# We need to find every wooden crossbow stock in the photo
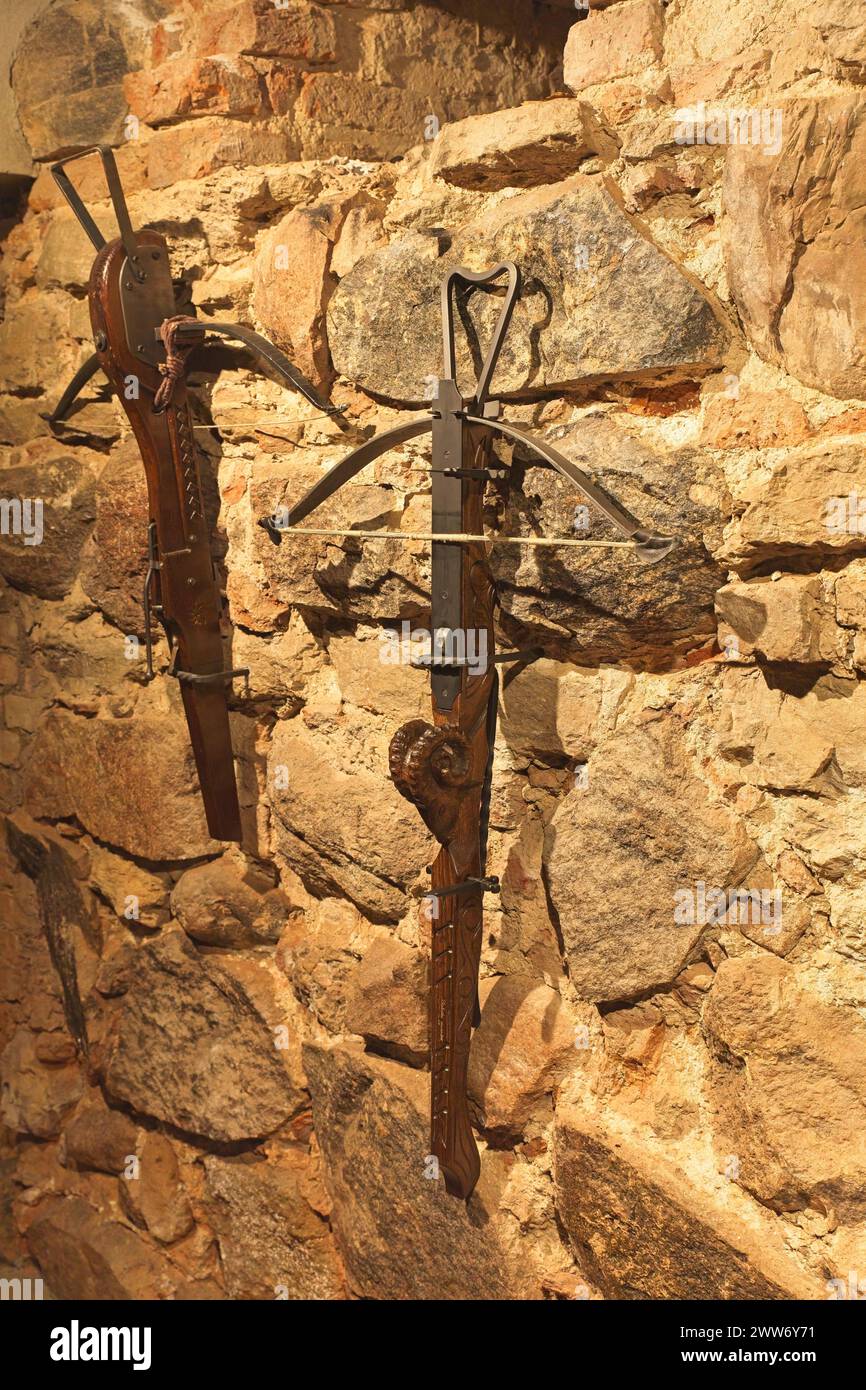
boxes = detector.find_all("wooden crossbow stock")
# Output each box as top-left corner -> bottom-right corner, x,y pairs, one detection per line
260,262 -> 677,1199
48,145 -> 348,842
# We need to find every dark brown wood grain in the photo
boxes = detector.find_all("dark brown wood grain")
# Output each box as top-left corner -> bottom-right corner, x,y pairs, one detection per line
390,422 -> 497,1198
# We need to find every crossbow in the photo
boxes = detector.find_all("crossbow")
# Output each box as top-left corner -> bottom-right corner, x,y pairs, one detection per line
49,145 -> 347,842
261,262 -> 676,1199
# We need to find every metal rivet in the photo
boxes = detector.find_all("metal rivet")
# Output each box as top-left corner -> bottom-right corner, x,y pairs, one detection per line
95,331 -> 107,351
186,577 -> 196,587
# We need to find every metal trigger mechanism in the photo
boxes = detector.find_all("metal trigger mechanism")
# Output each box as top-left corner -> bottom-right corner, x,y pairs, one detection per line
142,521 -> 162,680
171,661 -> 250,691
427,875 -> 501,900
142,521 -> 249,693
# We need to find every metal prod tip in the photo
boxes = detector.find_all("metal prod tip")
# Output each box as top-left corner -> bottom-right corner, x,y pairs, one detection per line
257,514 -> 284,546
631,530 -> 678,565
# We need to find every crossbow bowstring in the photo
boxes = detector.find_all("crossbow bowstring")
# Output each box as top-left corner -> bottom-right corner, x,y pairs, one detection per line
268,524 -> 651,551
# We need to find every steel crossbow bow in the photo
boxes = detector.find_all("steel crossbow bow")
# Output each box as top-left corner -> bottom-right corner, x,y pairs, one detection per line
260,261 -> 677,1199
48,144 -> 348,843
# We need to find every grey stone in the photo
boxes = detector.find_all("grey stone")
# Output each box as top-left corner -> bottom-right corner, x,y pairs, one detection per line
304,1041 -> 518,1300
544,717 -> 758,1002
328,176 -> 729,404
102,930 -> 304,1142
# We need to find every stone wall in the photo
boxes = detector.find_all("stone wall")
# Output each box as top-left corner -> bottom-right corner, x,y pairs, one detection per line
1,0 -> 864,1300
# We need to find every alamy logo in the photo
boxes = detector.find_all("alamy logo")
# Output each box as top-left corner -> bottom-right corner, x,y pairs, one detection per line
674,880 -> 782,933
825,492 -> 866,535
0,1275 -> 43,1299
379,622 -> 489,676
826,1270 -> 866,1300
49,1320 -> 152,1371
0,497 -> 43,545
673,102 -> 783,156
